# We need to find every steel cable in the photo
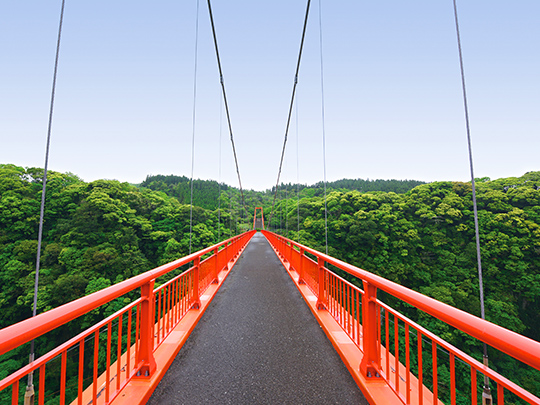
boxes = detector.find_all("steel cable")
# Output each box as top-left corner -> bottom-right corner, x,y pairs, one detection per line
189,0 -> 201,254
27,0 -> 66,394
452,0 -> 491,397
318,0 -> 328,255
217,95 -> 223,242
206,0 -> 247,217
268,0 -> 312,227
296,99 -> 301,241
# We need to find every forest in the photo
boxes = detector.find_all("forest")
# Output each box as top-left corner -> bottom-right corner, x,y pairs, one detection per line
0,163 -> 539,403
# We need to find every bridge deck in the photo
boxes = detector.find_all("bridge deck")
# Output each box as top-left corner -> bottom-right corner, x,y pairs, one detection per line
147,232 -> 368,404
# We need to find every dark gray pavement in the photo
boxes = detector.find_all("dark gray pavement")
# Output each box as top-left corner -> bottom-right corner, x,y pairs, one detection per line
147,232 -> 368,404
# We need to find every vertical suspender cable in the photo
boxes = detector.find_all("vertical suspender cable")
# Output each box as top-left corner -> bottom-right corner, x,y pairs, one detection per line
26,0 -> 66,399
286,186 -> 289,238
268,0 -> 312,227
318,0 -> 328,255
217,95 -> 223,242
296,99 -> 301,241
206,0 -> 248,219
229,186 -> 232,235
452,0 -> 492,401
189,0 -> 201,255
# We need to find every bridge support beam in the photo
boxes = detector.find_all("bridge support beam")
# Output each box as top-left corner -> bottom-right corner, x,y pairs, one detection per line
359,281 -> 382,379
135,280 -> 157,378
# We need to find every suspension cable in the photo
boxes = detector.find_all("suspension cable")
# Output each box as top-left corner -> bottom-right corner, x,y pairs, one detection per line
217,94 -> 223,242
452,0 -> 491,398
27,0 -> 66,397
268,0 -> 312,227
296,99 -> 301,241
189,0 -> 201,254
318,0 -> 328,255
206,0 -> 247,218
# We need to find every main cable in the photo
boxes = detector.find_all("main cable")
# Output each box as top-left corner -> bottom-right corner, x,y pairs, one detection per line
268,0 -> 312,227
452,0 -> 491,400
27,0 -> 66,397
206,0 -> 247,217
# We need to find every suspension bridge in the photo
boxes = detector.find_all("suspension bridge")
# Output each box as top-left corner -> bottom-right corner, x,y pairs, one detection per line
1,0 -> 539,404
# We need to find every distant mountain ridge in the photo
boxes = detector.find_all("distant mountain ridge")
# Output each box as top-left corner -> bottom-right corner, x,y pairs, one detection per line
139,174 -> 427,210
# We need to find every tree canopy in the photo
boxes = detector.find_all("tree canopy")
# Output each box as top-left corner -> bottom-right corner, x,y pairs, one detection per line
1,163 -> 539,403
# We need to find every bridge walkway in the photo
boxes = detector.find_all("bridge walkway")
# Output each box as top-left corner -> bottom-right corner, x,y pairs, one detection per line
147,232 -> 368,404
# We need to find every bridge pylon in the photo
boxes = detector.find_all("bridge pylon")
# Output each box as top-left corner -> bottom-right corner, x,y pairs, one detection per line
253,207 -> 265,230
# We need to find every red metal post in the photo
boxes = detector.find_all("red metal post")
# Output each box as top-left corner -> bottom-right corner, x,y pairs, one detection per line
359,280 -> 382,378
135,280 -> 156,378
213,247 -> 219,284
191,257 -> 201,309
289,240 -> 293,263
316,257 -> 327,310
298,248 -> 305,284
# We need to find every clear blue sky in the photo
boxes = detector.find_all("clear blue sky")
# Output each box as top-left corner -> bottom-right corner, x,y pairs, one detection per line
1,0 -> 538,190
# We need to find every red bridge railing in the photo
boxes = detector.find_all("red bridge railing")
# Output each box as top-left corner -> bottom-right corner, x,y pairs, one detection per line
0,230 -> 255,405
262,230 -> 540,405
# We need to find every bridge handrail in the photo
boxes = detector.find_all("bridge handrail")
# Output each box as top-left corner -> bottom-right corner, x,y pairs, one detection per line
261,230 -> 540,372
0,230 -> 255,357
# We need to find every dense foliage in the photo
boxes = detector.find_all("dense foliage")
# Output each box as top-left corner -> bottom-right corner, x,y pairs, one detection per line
1,163 -> 539,403
268,172 -> 540,403
140,174 -> 425,211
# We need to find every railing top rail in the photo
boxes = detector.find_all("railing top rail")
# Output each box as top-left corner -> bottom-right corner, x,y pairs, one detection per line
0,298 -> 141,392
261,230 -> 540,371
0,230 -> 255,356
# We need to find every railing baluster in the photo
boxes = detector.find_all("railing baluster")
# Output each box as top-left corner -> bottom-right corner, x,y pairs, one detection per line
11,380 -> 18,405
173,279 -> 177,322
177,278 -> 181,322
385,309 -> 390,380
127,307 -> 132,378
432,341 -> 438,404
167,284 -> 171,333
395,315 -> 400,392
471,366 -> 477,405
135,304 -> 140,364
347,284 -> 351,335
340,279 -> 344,326
93,330 -> 99,404
106,322 -> 111,403
497,383 -> 504,404
78,338 -> 83,405
157,289 -> 162,343
117,313 -> 123,391
356,289 -> 360,345
39,363 -> 46,405
418,331 -> 423,405
450,353 -> 456,405
60,350 -> 67,405
406,324 -> 410,404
